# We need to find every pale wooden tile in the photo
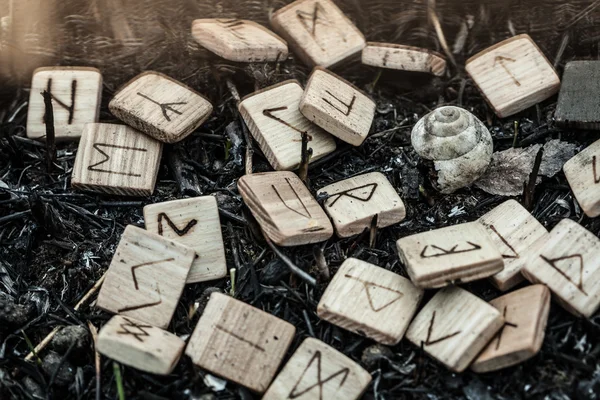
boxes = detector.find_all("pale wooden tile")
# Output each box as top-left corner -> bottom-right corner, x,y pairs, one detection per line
238,171 -> 333,246
396,222 -> 504,288
563,138 -> 600,217
270,0 -> 365,68
522,219 -> 600,318
26,67 -> 102,140
192,19 -> 288,62
71,123 -> 163,196
143,196 -> 227,284
318,172 -> 406,237
317,258 -> 423,345
478,199 -> 549,291
405,286 -> 504,372
109,71 -> 213,143
465,34 -> 560,118
97,315 -> 185,375
361,43 -> 447,76
185,292 -> 295,393
239,80 -> 336,170
96,225 -> 194,329
471,285 -> 550,373
299,67 -> 375,146
263,337 -> 371,400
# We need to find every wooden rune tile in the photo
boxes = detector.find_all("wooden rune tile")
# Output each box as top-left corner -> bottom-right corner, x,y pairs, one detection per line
555,61 -> 600,130
262,337 -> 371,400
563,138 -> 600,218
26,67 -> 102,140
191,19 -> 288,62
237,171 -> 333,246
270,0 -> 365,68
97,315 -> 185,375
465,34 -> 560,118
522,218 -> 600,318
396,222 -> 504,289
471,285 -> 551,373
478,199 -> 549,291
405,286 -> 504,372
299,67 -> 375,146
71,123 -> 162,196
317,258 -> 424,345
318,172 -> 406,237
361,43 -> 447,76
143,196 -> 227,284
185,292 -> 295,393
109,71 -> 213,143
239,80 -> 336,170
96,225 -> 195,329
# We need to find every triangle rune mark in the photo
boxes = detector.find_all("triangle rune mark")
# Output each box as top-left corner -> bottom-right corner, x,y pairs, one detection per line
157,213 -> 198,237
288,351 -> 350,400
424,310 -> 462,346
489,225 -> 519,259
344,274 -> 403,312
541,253 -> 587,295
326,183 -> 378,207
420,242 -> 482,258
593,155 -> 600,184
272,177 -> 312,219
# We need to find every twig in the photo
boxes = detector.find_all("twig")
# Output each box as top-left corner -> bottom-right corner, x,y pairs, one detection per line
512,121 -> 519,148
229,268 -> 237,297
263,233 -> 317,287
302,309 -> 316,337
312,244 -> 329,281
427,0 -> 457,70
22,330 -> 42,365
240,117 -> 254,175
369,214 -> 379,248
42,90 -> 56,173
87,321 -> 101,400
523,147 -> 544,210
298,132 -> 313,186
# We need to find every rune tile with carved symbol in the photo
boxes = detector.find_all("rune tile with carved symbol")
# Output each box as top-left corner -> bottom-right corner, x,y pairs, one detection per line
564,138 -> 600,217
361,43 -> 447,76
317,258 -> 423,345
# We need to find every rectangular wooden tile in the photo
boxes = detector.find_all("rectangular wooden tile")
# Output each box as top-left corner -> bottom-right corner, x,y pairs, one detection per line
96,225 -> 194,329
300,67 -> 375,146
465,34 -> 560,118
97,315 -> 185,375
26,67 -> 102,140
317,258 -> 423,345
109,71 -> 213,143
270,0 -> 365,68
239,80 -> 336,170
237,171 -> 333,246
185,292 -> 295,393
263,337 -> 371,400
361,43 -> 447,76
71,123 -> 162,196
478,199 -> 548,291
192,19 -> 288,62
405,286 -> 504,372
143,196 -> 227,284
522,219 -> 600,318
563,138 -> 600,217
471,285 -> 550,373
396,222 -> 504,288
555,61 -> 600,130
318,172 -> 406,237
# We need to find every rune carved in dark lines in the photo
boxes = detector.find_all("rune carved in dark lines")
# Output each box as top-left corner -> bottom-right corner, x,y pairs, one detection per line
541,254 -> 587,295
489,225 -> 519,259
157,213 -> 198,236
420,242 -> 482,258
116,318 -> 153,342
344,274 -> 403,312
493,306 -> 518,350
45,78 -> 77,124
87,143 -> 147,177
424,310 -> 461,346
137,92 -> 187,122
272,178 -> 312,219
288,351 -> 349,400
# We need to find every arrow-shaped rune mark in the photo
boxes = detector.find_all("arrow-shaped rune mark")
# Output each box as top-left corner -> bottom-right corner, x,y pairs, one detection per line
137,92 -> 187,121
493,56 -> 521,86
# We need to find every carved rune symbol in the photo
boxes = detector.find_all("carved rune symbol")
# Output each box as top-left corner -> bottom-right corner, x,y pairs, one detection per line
117,258 -> 174,313
492,306 -> 518,350
326,183 -> 378,207
215,325 -> 266,352
137,92 -> 187,122
322,90 -> 356,116
420,242 -> 482,258
88,143 -> 147,177
593,156 -> 600,184
116,318 -> 153,342
288,351 -> 350,400
344,274 -> 403,312
541,253 -> 587,295
494,56 -> 521,87
216,19 -> 247,42
489,225 -> 519,259
44,78 -> 77,124
157,213 -> 198,236
263,107 -> 312,141
272,177 -> 312,219
424,311 -> 462,346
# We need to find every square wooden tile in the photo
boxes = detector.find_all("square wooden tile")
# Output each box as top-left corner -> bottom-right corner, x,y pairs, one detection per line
563,138 -> 600,217
263,337 -> 371,400
405,286 -> 504,372
555,61 -> 600,130
239,80 -> 336,170
26,67 -> 102,140
109,71 -> 213,143
478,199 -> 548,291
96,225 -> 195,329
270,0 -> 365,68
361,43 -> 447,76
396,222 -> 504,288
471,285 -> 550,373
299,67 -> 375,146
192,19 -> 288,62
522,219 -> 600,318
144,196 -> 227,284
465,34 -> 560,118
318,172 -> 406,237
317,258 -> 423,345
97,315 -> 185,375
237,171 -> 333,246
71,123 -> 162,196
185,292 -> 295,393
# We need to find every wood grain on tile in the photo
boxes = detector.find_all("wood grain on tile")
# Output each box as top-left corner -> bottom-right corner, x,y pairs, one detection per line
361,43 -> 446,76
563,138 -> 600,218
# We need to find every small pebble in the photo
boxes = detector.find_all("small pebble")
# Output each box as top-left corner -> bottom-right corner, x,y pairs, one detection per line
50,325 -> 89,353
42,351 -> 75,387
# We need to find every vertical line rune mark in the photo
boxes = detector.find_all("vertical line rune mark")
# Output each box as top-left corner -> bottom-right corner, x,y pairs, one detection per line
288,351 -> 349,400
157,213 -> 198,236
344,274 -> 403,312
45,78 -> 77,124
322,90 -> 356,116
87,143 -> 147,177
593,155 -> 600,184
424,311 -> 462,346
137,92 -> 187,122
541,254 -> 587,295
272,177 -> 312,219
493,306 -> 518,350
494,56 -> 521,86
489,225 -> 519,259
215,325 -> 265,352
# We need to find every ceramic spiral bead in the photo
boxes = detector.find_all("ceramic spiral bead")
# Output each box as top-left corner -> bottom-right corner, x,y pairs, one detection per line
411,106 -> 493,193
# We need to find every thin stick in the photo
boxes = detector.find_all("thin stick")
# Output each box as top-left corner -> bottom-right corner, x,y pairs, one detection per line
427,0 -> 457,70
87,321 -> 101,400
42,90 -> 56,173
512,121 -> 519,148
229,268 -> 237,297
298,132 -> 312,186
523,147 -> 544,210
263,233 -> 317,287
369,214 -> 379,248
75,272 -> 106,311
